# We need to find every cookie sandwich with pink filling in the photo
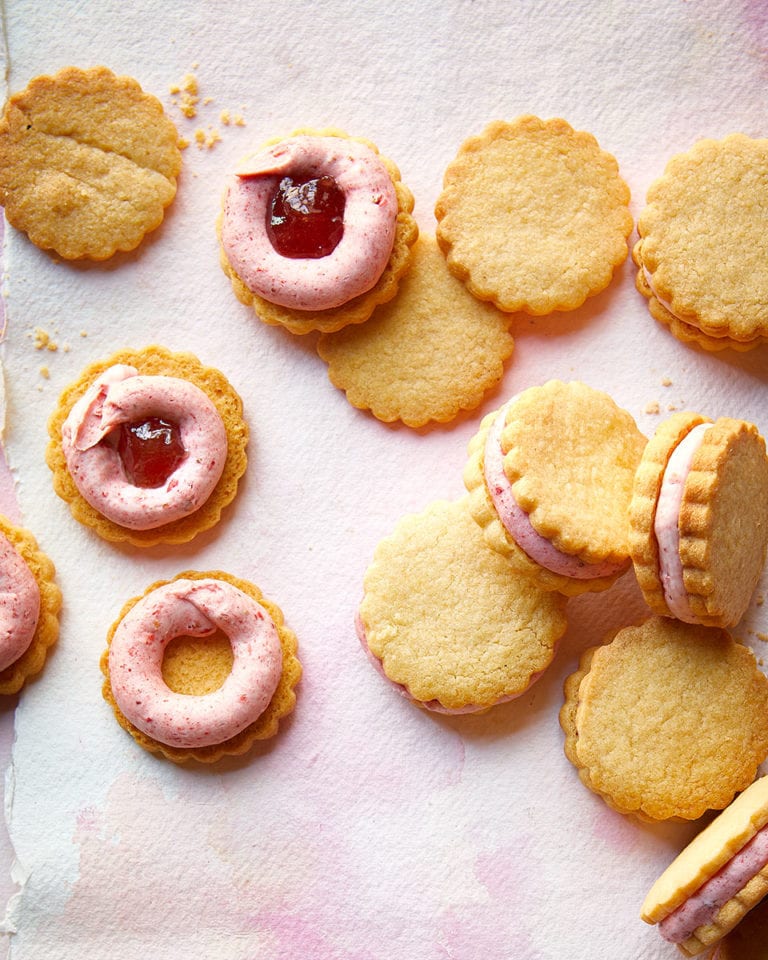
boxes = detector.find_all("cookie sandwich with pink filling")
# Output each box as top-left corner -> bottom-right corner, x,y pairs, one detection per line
464,380 -> 647,596
630,411 -> 768,627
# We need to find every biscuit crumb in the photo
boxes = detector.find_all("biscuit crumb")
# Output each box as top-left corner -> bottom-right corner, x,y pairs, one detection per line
644,401 -> 660,415
220,109 -> 231,126
757,632 -> 768,643
194,126 -> 221,149
33,327 -> 58,352
39,365 -> 49,379
79,330 -> 88,338
756,594 -> 765,607
667,403 -> 679,412
661,377 -> 673,387
178,137 -> 190,150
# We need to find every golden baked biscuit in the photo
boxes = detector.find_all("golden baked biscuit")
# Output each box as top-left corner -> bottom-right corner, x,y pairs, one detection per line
219,127 -> 418,335
46,346 -> 248,547
0,516 -> 61,695
101,570 -> 301,764
463,381 -> 646,596
358,497 -> 568,713
710,894 -> 768,959
630,411 -> 768,627
435,116 -> 632,314
0,65 -> 181,260
316,234 -> 514,427
642,777 -> 768,957
634,134 -> 768,351
560,617 -> 768,822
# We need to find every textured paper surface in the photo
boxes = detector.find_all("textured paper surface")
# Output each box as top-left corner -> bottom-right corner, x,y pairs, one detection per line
0,1 -> 767,957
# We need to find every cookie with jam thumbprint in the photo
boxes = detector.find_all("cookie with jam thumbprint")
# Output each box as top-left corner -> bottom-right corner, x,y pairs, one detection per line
218,127 -> 418,335
0,516 -> 61,695
0,65 -> 181,260
46,346 -> 248,547
101,570 -> 301,764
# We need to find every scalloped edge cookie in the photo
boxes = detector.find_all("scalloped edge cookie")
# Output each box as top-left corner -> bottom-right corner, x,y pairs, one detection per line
46,345 -> 248,547
0,516 -> 61,695
634,134 -> 768,352
559,617 -> 768,822
218,127 -> 418,335
630,411 -> 768,627
100,569 -> 301,764
0,65 -> 181,260
435,115 -> 632,314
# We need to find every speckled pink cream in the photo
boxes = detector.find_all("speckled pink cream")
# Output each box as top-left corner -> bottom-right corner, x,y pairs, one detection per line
108,578 -> 282,748
61,364 -> 227,530
221,135 -> 397,310
0,532 -> 40,672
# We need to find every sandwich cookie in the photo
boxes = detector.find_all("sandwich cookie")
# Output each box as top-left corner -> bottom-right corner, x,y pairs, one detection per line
642,776 -> 768,956
630,412 -> 768,627
560,617 -> 768,822
463,380 -> 646,595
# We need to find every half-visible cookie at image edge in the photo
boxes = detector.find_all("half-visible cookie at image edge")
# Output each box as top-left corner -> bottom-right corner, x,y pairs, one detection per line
46,345 -> 248,547
219,127 -> 418,335
642,776 -> 768,957
463,381 -> 646,596
0,516 -> 61,696
560,617 -> 768,822
358,497 -> 568,713
317,234 -> 514,427
435,115 -> 633,314
629,411 -> 768,627
101,570 -> 301,764
634,134 -> 768,352
0,65 -> 181,260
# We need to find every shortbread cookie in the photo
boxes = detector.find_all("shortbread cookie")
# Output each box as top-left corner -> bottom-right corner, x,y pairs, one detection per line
0,65 -> 181,260
358,497 -> 568,713
101,570 -> 301,764
634,134 -> 768,351
316,234 -> 514,427
630,411 -> 768,627
709,894 -> 768,959
219,127 -> 418,335
47,346 -> 248,547
435,116 -> 632,314
464,381 -> 646,596
642,776 -> 768,957
560,617 -> 768,822
0,516 -> 61,695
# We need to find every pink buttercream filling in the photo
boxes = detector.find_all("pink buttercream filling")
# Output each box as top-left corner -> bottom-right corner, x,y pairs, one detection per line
109,578 -> 282,749
654,422 -> 711,622
0,532 -> 40,672
659,824 -> 768,944
221,135 -> 397,311
483,402 -> 627,580
61,365 -> 227,530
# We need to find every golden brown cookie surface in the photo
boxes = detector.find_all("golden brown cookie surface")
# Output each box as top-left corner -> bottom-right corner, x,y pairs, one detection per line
359,497 -> 568,712
316,234 -> 514,427
560,617 -> 768,822
435,116 -> 632,314
0,65 -> 181,260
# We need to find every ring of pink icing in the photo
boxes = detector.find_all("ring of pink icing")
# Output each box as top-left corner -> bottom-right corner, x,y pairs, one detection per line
654,422 -> 711,622
108,578 -> 283,749
221,135 -> 397,311
483,401 -> 627,580
0,532 -> 40,672
61,364 -> 227,530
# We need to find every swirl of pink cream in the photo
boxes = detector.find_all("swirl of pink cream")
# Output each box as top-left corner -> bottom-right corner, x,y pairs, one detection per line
0,532 -> 40,672
221,135 -> 397,310
108,578 -> 283,749
484,400 -> 627,579
61,364 -> 227,530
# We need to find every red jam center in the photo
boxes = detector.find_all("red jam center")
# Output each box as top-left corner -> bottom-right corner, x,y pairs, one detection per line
118,417 -> 186,488
266,174 -> 345,259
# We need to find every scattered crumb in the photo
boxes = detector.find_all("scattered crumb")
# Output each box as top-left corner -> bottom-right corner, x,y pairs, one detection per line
169,68 -> 246,137
194,126 -> 221,149
644,400 -> 660,415
667,403 -> 679,412
178,136 -> 190,150
661,376 -> 672,387
757,632 -> 768,643
220,109 -> 231,126
202,96 -> 214,106
79,330 -> 88,338
33,327 -> 58,352
39,365 -> 49,379
757,594 -> 765,607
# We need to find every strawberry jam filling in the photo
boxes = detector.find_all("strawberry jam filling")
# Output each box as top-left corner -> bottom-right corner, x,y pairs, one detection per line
267,175 -> 345,259
118,417 -> 186,488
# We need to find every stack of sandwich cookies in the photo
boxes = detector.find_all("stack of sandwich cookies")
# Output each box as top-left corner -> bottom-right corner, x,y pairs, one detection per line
559,617 -> 768,822
463,381 -> 646,596
630,411 -> 768,627
358,498 -> 568,713
435,115 -> 633,315
642,776 -> 768,956
219,127 -> 418,335
634,134 -> 768,352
